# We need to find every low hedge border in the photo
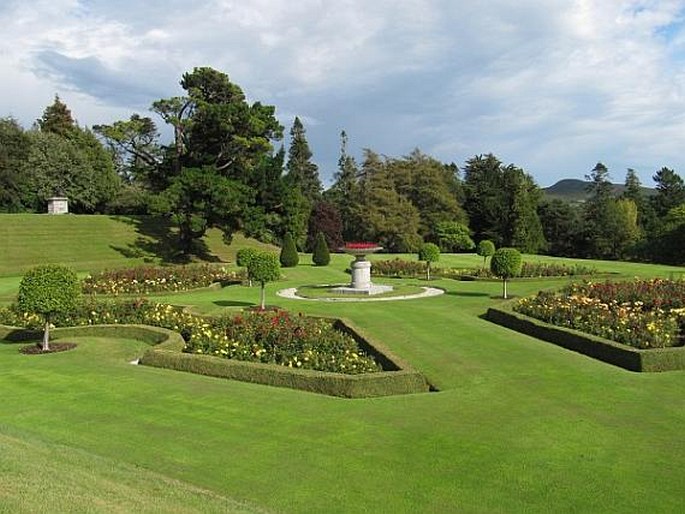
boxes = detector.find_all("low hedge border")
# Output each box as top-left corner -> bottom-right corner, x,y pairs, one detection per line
0,323 -> 182,346
1,319 -> 432,397
485,302 -> 685,372
140,317 -> 433,398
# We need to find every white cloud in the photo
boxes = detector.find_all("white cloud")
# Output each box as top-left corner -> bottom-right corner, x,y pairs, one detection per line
1,0 -> 685,185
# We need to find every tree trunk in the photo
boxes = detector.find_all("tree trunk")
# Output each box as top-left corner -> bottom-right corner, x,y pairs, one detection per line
260,282 -> 266,310
426,263 -> 431,281
42,319 -> 50,351
503,278 -> 508,299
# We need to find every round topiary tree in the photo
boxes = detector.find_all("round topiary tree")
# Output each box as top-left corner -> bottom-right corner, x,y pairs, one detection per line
490,247 -> 522,299
247,251 -> 281,310
312,232 -> 330,266
279,232 -> 299,268
477,240 -> 496,268
418,242 -> 440,280
17,264 -> 80,351
236,247 -> 259,286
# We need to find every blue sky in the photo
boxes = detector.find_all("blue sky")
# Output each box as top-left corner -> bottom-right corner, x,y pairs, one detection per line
2,0 -> 685,187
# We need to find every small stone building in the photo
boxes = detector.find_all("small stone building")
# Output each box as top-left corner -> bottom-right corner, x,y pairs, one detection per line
47,197 -> 69,215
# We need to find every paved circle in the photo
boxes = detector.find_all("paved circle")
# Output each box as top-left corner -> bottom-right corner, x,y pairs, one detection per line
276,286 -> 445,302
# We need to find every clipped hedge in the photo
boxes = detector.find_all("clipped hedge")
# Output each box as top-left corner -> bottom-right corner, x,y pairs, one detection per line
1,317 -> 432,397
0,323 -> 182,347
485,302 -> 685,372
141,317 -> 432,398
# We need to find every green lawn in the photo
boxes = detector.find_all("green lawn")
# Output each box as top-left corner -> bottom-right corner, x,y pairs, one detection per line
2,253 -> 684,512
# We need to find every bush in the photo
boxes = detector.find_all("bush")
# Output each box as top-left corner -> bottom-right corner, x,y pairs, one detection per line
312,232 -> 330,266
477,240 -> 496,267
18,264 -> 81,350
490,248 -> 522,298
279,232 -> 299,267
236,248 -> 259,286
435,221 -> 475,252
248,251 -> 281,309
372,259 -> 428,278
418,243 -> 440,280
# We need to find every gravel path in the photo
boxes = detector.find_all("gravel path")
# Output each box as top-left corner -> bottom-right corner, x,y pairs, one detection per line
276,286 -> 445,302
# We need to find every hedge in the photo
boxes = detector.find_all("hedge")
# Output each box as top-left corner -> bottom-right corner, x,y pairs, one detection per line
141,317 -> 433,398
485,302 -> 685,372
0,319 -> 432,398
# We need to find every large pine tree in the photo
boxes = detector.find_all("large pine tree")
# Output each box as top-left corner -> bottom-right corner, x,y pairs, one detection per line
285,117 -> 321,204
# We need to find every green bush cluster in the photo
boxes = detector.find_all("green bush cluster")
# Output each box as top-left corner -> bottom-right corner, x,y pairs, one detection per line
82,264 -> 243,295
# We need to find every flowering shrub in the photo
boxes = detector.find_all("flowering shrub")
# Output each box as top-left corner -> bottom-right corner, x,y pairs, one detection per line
371,259 -> 597,280
514,279 -> 685,349
186,310 -> 381,374
0,299 -> 381,374
82,264 -> 243,295
344,242 -> 381,250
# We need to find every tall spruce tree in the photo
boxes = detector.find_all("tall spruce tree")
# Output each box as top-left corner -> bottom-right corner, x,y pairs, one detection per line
583,162 -> 615,258
285,117 -> 321,204
325,131 -> 362,242
651,167 -> 685,218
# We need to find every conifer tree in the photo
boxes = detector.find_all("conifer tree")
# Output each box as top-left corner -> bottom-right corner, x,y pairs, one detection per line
312,232 -> 330,266
279,232 -> 299,267
285,117 -> 321,204
38,95 -> 76,136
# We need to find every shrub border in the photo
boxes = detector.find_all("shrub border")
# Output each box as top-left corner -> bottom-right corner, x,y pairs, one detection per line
2,317 -> 432,397
485,301 -> 685,372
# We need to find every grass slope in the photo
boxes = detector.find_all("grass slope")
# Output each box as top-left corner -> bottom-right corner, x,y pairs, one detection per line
0,214 -> 276,277
2,255 -> 684,512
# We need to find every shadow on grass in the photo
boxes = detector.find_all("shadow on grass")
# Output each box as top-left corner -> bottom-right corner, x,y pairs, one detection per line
445,291 -> 491,298
109,215 -> 222,264
213,300 -> 255,308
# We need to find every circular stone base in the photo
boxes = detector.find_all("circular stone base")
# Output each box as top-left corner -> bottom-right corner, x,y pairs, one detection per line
329,284 -> 394,296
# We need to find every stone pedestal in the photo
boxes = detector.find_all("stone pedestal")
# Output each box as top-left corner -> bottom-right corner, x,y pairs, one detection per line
350,258 -> 371,289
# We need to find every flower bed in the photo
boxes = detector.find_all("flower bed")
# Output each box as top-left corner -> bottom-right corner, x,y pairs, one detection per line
0,299 -> 380,374
514,279 -> 685,349
82,264 -> 243,295
371,259 -> 598,280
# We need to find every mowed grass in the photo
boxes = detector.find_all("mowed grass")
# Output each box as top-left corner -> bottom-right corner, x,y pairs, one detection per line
0,214 -> 277,277
2,244 -> 685,512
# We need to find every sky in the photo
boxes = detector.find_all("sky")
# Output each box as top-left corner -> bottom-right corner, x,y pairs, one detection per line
2,0 -> 685,187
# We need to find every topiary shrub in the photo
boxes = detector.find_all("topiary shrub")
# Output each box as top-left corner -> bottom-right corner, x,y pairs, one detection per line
17,264 -> 80,351
236,247 -> 259,286
279,232 -> 299,268
418,242 -> 440,280
248,252 -> 281,309
312,232 -> 331,266
477,240 -> 496,268
490,248 -> 522,299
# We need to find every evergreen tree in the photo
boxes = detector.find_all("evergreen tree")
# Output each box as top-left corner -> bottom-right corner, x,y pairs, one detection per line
38,95 -> 76,136
279,232 -> 299,267
582,162 -> 615,258
285,117 -> 321,204
537,199 -> 584,257
0,117 -> 32,212
312,232 -> 331,266
325,131 -> 362,242
651,167 -> 685,218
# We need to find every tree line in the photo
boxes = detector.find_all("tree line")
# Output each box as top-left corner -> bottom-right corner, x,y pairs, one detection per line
1,66 -> 683,264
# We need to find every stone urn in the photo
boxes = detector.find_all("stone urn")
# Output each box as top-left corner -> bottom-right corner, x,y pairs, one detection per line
331,243 -> 393,295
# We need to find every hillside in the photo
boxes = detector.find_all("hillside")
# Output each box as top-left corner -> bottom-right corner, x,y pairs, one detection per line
542,178 -> 655,202
0,214 -> 276,277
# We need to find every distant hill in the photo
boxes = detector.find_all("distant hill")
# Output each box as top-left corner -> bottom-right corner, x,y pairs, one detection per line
542,179 -> 655,203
